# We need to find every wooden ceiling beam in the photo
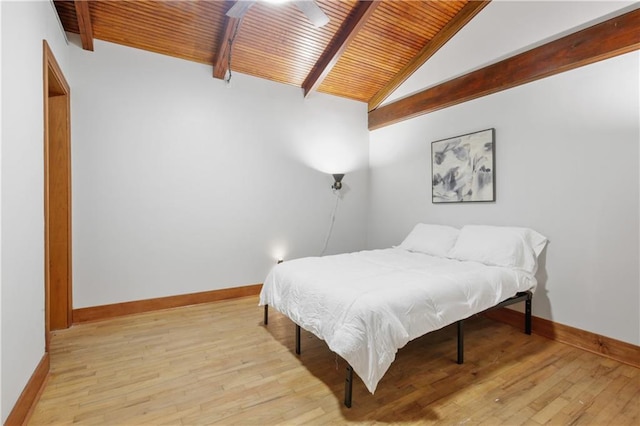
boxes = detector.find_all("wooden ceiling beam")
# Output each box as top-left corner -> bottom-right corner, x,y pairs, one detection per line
368,0 -> 490,112
73,0 -> 94,51
213,13 -> 241,80
368,8 -> 640,131
302,0 -> 380,98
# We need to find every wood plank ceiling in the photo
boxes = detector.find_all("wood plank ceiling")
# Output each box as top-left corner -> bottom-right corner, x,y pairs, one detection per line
53,0 -> 487,110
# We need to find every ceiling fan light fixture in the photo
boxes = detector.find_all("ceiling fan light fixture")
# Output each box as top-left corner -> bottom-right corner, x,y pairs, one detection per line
226,0 -> 329,28
294,0 -> 330,27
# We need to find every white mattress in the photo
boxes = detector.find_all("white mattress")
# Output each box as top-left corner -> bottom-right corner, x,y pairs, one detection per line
259,248 -> 536,394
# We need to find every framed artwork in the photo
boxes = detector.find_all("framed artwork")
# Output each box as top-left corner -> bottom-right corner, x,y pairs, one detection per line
431,128 -> 495,203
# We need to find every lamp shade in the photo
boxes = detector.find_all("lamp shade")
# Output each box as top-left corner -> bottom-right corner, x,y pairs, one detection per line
331,174 -> 345,190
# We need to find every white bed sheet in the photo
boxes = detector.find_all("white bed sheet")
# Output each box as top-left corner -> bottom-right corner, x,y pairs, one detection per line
259,248 -> 536,394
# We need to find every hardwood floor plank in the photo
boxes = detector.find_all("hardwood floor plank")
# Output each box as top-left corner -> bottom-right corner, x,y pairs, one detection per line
530,394 -> 571,424
501,406 -> 537,426
29,296 -> 639,425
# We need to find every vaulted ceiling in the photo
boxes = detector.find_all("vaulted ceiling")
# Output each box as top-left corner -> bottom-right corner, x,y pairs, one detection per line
53,0 -> 489,111
53,1 -> 639,129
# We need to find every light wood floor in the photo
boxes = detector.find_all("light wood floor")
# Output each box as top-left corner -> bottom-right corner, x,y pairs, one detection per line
30,296 -> 639,425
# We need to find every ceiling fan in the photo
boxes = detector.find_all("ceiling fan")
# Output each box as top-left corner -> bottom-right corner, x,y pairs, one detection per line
226,0 -> 330,28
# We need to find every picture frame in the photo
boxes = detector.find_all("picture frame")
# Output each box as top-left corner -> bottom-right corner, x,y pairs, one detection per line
431,128 -> 495,203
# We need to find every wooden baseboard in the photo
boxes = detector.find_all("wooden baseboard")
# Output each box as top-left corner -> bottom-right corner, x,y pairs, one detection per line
72,283 -> 263,323
5,353 -> 50,426
484,308 -> 640,368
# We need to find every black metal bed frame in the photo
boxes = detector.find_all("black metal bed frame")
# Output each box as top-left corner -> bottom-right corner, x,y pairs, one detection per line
263,290 -> 532,408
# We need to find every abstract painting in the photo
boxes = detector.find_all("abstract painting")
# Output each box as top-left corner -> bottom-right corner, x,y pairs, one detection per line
431,128 -> 495,203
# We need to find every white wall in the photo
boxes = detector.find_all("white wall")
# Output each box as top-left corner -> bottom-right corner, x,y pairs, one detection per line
0,0 -> 70,421
383,0 -> 638,105
368,1 -> 639,345
0,1 -> 4,418
68,38 -> 369,308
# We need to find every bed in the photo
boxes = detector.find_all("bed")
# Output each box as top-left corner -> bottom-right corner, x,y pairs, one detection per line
259,224 -> 547,407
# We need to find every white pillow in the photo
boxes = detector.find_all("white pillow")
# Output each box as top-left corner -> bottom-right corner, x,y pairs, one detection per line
448,225 -> 547,274
399,224 -> 460,257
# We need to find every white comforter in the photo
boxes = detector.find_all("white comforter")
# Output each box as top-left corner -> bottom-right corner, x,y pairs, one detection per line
259,248 -> 536,394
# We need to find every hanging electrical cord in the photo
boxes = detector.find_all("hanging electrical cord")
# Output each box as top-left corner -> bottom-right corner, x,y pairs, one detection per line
320,189 -> 341,256
225,19 -> 242,84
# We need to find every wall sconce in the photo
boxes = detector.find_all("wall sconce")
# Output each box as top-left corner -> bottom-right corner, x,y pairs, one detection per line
331,173 -> 344,190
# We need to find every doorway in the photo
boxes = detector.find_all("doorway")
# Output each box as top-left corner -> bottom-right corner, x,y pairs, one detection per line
43,40 -> 72,351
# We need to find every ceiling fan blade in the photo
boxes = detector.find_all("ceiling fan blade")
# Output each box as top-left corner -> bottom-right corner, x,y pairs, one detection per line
293,0 -> 330,27
226,1 -> 256,19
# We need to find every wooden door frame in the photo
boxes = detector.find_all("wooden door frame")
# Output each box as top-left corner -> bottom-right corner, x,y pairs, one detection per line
43,40 -> 72,351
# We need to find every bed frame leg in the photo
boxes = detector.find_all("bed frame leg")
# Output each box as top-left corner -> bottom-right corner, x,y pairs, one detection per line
264,305 -> 268,325
525,294 -> 532,335
295,324 -> 301,355
344,365 -> 353,408
457,320 -> 464,364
